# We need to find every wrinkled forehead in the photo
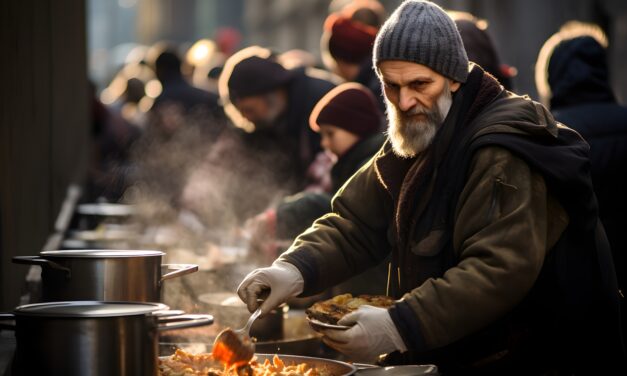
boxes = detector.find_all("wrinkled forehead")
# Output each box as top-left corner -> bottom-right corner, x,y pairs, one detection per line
377,60 -> 445,84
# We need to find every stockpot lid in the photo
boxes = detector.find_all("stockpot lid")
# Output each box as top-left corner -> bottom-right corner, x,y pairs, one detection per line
40,250 -> 165,258
14,301 -> 169,317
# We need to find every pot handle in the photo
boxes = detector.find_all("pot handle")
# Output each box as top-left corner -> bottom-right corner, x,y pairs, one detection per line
12,256 -> 71,277
160,264 -> 198,283
151,309 -> 186,317
157,314 -> 213,332
0,313 -> 16,331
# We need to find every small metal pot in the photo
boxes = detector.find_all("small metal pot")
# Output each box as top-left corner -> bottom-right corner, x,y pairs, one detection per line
0,301 -> 213,376
13,250 -> 197,302
198,291 -> 284,341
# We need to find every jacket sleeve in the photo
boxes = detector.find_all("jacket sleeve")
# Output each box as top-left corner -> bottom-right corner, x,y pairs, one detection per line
275,192 -> 332,240
390,146 -> 568,351
279,157 -> 392,296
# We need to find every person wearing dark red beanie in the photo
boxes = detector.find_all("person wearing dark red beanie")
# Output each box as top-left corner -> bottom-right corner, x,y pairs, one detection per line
245,84 -> 387,295
309,82 -> 383,159
321,11 -> 385,110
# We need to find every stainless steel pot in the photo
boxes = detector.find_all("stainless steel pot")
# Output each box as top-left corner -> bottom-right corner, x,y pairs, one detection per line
13,250 -> 197,302
0,301 -> 213,376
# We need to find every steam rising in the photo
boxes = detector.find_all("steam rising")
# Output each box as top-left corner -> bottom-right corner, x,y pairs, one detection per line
125,104 -> 298,251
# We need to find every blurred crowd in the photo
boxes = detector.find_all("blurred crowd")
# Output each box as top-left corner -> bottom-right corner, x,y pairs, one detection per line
88,0 -> 626,301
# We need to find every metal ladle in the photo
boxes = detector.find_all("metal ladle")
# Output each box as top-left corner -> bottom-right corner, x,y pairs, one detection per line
211,306 -> 262,366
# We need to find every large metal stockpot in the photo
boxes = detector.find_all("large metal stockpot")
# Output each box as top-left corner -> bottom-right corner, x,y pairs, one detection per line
13,250 -> 197,302
0,301 -> 213,376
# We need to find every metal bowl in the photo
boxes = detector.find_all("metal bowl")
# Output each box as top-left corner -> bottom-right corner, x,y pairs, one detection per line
158,353 -> 356,375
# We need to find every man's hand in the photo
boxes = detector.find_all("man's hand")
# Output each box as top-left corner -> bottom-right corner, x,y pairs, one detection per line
319,305 -> 407,363
237,261 -> 304,314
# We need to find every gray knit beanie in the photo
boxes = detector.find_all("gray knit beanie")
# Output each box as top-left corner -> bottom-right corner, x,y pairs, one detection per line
373,0 -> 469,83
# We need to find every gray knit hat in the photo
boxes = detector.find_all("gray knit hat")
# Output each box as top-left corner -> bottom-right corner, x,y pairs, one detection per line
373,0 -> 469,83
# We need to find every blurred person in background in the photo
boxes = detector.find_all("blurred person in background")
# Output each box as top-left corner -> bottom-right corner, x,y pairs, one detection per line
536,20 -> 627,345
219,46 -> 336,192
329,0 -> 386,26
175,46 -> 337,234
450,11 -> 517,91
237,1 -> 624,373
100,61 -> 156,130
88,81 -> 140,202
148,45 -> 223,139
321,7 -> 384,109
128,45 -> 227,223
185,38 -> 226,95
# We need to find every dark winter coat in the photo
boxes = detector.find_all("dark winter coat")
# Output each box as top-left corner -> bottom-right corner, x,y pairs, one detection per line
547,35 -> 627,299
280,66 -> 623,374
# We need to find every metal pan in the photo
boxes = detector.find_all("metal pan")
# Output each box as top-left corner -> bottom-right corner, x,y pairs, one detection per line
159,353 -> 357,375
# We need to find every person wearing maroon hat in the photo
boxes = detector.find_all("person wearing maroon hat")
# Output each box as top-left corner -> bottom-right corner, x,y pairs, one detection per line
321,11 -> 385,110
245,84 -> 386,284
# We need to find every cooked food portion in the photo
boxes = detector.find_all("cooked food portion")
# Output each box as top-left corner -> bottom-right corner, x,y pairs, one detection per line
159,349 -> 219,375
159,349 -> 334,376
306,293 -> 395,325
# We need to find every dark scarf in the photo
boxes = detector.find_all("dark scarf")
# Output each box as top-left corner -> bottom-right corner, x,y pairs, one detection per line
375,66 -> 504,294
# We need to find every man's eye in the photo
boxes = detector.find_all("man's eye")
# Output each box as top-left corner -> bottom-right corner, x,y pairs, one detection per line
410,81 -> 427,90
384,82 -> 399,90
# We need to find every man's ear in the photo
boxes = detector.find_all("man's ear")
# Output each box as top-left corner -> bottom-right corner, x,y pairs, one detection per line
450,80 -> 461,92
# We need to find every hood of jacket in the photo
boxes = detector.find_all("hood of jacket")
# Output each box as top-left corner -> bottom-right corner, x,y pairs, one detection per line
547,36 -> 615,109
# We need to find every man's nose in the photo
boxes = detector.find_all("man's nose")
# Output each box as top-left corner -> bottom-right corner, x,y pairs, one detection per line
398,87 -> 417,112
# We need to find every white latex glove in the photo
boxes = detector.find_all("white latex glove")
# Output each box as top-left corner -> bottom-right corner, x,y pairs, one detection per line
237,260 -> 304,314
319,305 -> 407,363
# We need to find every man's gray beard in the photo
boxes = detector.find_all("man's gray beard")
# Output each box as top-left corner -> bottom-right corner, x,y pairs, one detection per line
386,86 -> 454,158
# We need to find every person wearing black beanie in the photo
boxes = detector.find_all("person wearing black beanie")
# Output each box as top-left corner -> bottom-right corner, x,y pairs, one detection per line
219,46 -> 336,192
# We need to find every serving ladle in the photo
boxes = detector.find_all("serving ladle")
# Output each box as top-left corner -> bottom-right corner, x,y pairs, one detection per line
211,306 -> 262,366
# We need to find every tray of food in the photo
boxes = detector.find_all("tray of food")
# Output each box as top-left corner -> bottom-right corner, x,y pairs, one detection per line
305,294 -> 395,331
159,348 -> 357,375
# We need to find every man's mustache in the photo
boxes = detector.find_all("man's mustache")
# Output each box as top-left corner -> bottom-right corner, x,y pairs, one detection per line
402,105 -> 429,117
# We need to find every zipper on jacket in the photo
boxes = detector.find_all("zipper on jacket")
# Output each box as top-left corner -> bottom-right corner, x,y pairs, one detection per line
487,178 -> 501,222
487,178 -> 518,222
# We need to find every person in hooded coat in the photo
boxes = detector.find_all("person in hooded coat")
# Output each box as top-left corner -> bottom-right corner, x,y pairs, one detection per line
536,20 -> 627,348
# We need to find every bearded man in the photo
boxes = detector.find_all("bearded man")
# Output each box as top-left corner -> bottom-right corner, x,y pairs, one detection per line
236,1 -> 624,374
